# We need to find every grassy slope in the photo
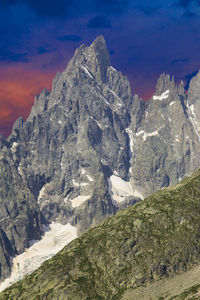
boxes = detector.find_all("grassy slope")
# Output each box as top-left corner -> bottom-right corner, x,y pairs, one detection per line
2,170 -> 200,299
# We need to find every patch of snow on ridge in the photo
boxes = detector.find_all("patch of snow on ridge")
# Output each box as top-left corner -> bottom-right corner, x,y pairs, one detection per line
170,100 -> 177,106
187,100 -> 200,142
110,66 -> 117,72
81,168 -> 86,174
86,174 -> 94,182
72,179 -> 79,187
108,175 -> 144,205
80,182 -> 89,186
125,128 -> 134,154
136,129 -> 159,141
108,88 -> 123,103
69,195 -> 90,208
11,142 -> 18,153
81,64 -> 93,79
90,116 -> 103,129
37,184 -> 49,203
153,90 -> 169,100
0,223 -> 77,293
18,162 -> 23,177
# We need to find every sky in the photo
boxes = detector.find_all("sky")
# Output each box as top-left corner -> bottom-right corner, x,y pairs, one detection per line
1,0 -> 200,136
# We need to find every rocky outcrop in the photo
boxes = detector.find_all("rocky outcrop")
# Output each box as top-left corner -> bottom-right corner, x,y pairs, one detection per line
129,73 -> 200,197
0,135 -> 43,281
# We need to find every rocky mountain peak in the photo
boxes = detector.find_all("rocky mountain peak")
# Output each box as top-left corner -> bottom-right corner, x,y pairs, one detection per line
66,35 -> 110,84
2,35 -> 200,288
154,73 -> 175,95
188,70 -> 200,103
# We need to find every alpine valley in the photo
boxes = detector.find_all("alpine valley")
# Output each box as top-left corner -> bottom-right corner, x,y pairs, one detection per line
1,36 -> 200,298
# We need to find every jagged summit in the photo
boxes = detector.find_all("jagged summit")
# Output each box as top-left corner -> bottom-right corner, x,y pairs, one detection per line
154,73 -> 175,96
66,35 -> 110,84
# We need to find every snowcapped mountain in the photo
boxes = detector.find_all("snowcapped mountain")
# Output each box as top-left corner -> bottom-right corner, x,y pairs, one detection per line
1,35 -> 200,286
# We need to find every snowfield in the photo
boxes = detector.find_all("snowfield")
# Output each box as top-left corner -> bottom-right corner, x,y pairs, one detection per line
153,90 -> 169,100
108,175 -> 144,205
0,222 -> 77,292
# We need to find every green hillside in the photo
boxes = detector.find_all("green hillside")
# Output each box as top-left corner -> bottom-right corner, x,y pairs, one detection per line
2,169 -> 200,299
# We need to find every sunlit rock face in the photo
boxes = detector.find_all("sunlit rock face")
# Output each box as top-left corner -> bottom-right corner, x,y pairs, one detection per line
1,36 -> 200,285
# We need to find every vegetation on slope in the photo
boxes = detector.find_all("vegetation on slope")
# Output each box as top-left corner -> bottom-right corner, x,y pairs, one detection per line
2,169 -> 200,299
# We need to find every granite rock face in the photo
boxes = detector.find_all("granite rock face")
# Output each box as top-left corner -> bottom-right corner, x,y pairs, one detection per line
1,35 -> 200,282
8,36 -> 133,234
129,73 -> 200,197
0,136 -> 43,281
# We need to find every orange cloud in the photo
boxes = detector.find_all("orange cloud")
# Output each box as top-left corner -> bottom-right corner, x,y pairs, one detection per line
0,66 -> 56,137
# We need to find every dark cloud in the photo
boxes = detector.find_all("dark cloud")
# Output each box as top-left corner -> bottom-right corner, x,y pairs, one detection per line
0,51 -> 29,63
1,0 -> 74,18
37,46 -> 51,55
139,7 -> 157,15
176,0 -> 193,8
184,69 -> 199,89
1,0 -> 130,19
171,58 -> 189,65
88,15 -> 111,28
57,35 -> 82,42
182,9 -> 197,17
96,0 -> 130,14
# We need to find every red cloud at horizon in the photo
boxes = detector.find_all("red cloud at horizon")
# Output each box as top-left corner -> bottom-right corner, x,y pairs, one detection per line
0,66 -> 55,137
0,63 -> 155,138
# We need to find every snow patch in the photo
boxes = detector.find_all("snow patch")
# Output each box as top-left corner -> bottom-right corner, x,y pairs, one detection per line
11,142 -> 18,153
72,179 -> 89,187
0,223 -> 77,293
81,65 -> 93,79
170,100 -> 177,106
38,185 -> 46,203
18,163 -> 23,177
86,174 -> 94,182
108,175 -> 143,205
80,182 -> 89,187
81,169 -> 86,175
187,100 -> 200,142
72,179 -> 79,187
125,128 -> 134,154
90,116 -> 103,129
110,66 -> 117,72
136,129 -> 159,141
153,90 -> 169,101
70,195 -> 90,208
108,88 -> 123,104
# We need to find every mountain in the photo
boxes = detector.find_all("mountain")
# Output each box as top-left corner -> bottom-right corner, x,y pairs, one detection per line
2,168 -> 200,299
1,35 -> 200,285
0,135 -> 44,281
